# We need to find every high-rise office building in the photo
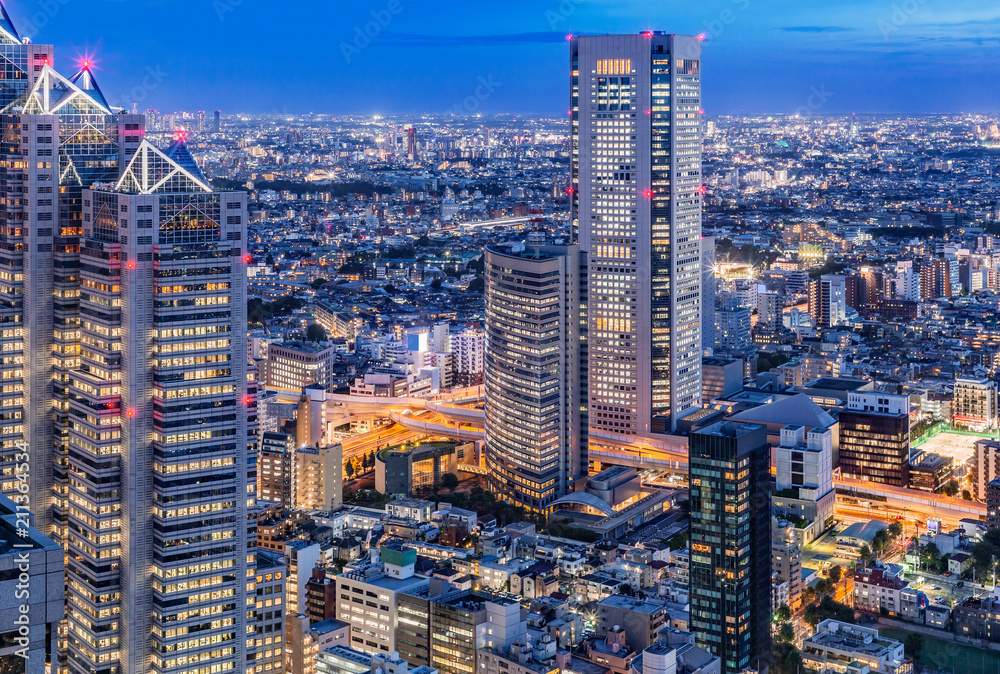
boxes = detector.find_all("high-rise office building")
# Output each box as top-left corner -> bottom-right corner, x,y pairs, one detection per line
483,245 -> 588,513
260,430 -> 294,506
214,109 -> 221,133
451,324 -> 484,387
838,391 -> 911,487
0,492 -> 64,674
0,8 -> 146,544
919,257 -> 955,299
807,275 -> 847,328
689,421 -> 771,674
758,291 -> 784,331
66,137 -> 252,674
701,236 -> 716,354
571,33 -> 703,434
714,301 -> 751,353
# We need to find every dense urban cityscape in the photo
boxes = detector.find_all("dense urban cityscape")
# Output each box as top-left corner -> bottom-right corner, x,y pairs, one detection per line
2,4 -> 1000,674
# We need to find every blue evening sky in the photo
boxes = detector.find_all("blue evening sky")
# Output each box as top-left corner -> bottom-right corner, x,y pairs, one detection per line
8,0 -> 1000,115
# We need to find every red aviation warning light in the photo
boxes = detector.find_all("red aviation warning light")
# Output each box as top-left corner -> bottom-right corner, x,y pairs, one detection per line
127,260 -> 135,269
643,189 -> 654,199
127,408 -> 135,418
565,33 -> 574,41
244,254 -> 252,264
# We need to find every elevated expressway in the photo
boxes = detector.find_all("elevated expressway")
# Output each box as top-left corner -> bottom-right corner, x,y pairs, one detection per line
267,386 -> 985,524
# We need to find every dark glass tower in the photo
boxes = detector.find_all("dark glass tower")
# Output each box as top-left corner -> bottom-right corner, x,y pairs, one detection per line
689,421 -> 771,674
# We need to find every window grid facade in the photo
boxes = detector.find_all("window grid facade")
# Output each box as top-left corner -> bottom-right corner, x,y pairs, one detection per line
572,33 -> 703,435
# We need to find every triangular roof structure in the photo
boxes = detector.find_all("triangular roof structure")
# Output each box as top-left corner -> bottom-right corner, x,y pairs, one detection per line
116,139 -> 212,194
163,134 -> 208,182
728,393 -> 835,429
0,2 -> 21,45
70,63 -> 110,112
22,64 -> 111,115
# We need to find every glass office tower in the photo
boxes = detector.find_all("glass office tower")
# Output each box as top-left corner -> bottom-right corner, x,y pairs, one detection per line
570,33 -> 703,434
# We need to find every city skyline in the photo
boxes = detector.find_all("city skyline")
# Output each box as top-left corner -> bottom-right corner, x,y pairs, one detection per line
3,3 -> 1000,674
1,0 -> 996,115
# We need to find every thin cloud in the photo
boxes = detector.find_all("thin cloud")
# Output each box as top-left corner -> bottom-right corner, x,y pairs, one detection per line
376,32 -> 567,47
780,26 -> 853,33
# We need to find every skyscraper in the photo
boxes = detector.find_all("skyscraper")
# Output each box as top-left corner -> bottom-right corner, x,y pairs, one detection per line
701,236 -> 716,353
214,109 -> 221,133
689,421 -> 771,674
406,125 -> 417,158
0,6 -> 145,542
483,244 -> 588,513
838,391 -> 911,487
66,137 -> 252,674
807,274 -> 847,328
571,33 -> 703,434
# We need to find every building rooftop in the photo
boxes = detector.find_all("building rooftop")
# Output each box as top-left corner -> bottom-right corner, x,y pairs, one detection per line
729,393 -> 835,428
598,595 -> 666,615
837,521 -> 889,545
804,377 -> 872,392
269,340 -> 333,354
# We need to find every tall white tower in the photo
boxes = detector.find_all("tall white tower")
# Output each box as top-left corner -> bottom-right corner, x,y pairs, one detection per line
571,33 -> 703,434
68,138 -> 252,674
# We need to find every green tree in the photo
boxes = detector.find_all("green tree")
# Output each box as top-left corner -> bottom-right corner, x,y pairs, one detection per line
921,542 -> 941,571
804,596 -> 854,627
829,565 -> 842,585
306,324 -> 327,342
905,633 -> 924,660
872,529 -> 890,554
310,277 -> 328,290
888,521 -> 903,539
667,533 -> 688,550
971,528 -> 1000,575
775,604 -> 792,623
778,622 -> 795,643
771,642 -> 804,674
467,277 -> 485,293
815,578 -> 831,596
430,277 -> 443,291
962,489 -> 973,501
441,472 -> 459,490
345,461 -> 355,478
942,479 -> 960,497
859,545 -> 874,566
